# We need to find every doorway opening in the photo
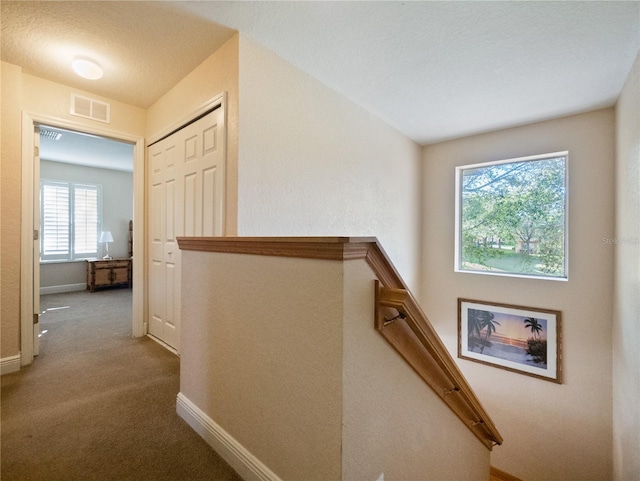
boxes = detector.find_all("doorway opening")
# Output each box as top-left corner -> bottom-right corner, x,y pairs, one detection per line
37,125 -> 135,353
21,113 -> 145,366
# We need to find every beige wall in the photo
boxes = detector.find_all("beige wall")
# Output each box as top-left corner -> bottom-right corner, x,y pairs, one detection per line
146,33 -> 239,236
237,37 -> 423,291
422,109 -> 615,481
181,251 -> 344,481
1,62 -> 24,359
613,52 -> 640,480
21,74 -> 146,137
342,260 -> 488,481
180,250 -> 490,480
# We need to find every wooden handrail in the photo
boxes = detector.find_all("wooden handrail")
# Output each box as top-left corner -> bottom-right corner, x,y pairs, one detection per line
375,284 -> 502,449
177,236 -> 502,449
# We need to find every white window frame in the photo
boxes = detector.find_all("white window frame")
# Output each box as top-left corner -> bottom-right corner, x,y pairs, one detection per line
454,151 -> 569,281
40,179 -> 102,262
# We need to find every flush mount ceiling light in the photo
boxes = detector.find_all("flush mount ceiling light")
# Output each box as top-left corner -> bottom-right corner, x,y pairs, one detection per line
72,58 -> 103,80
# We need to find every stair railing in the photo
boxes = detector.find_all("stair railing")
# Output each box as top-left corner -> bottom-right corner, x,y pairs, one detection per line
177,236 -> 503,449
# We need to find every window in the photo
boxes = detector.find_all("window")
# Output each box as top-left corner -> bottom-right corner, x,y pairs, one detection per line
455,152 -> 568,280
40,180 -> 102,261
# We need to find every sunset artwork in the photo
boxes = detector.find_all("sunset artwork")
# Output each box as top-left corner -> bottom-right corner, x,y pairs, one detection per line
466,310 -> 547,368
458,299 -> 562,383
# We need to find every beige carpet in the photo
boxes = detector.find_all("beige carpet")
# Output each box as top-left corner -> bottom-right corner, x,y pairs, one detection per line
1,289 -> 242,481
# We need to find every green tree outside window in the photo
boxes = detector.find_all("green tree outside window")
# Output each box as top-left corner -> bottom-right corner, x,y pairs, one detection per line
456,152 -> 567,279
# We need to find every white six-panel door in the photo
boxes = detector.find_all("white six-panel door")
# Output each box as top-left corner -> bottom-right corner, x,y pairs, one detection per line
147,106 -> 225,351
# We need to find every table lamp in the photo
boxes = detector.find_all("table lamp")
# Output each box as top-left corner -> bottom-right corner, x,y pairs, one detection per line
99,231 -> 114,259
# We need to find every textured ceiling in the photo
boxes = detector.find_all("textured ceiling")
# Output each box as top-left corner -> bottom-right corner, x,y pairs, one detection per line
2,0 -> 640,150
177,0 -> 640,144
1,1 -> 235,109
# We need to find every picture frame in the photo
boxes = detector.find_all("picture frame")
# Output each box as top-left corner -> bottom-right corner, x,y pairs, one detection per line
458,298 -> 562,383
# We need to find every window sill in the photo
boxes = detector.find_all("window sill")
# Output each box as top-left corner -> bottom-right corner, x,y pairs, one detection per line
40,259 -> 94,265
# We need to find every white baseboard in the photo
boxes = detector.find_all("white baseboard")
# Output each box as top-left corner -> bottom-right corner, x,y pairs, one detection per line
1,354 -> 21,375
176,392 -> 282,481
146,334 -> 179,356
40,283 -> 87,295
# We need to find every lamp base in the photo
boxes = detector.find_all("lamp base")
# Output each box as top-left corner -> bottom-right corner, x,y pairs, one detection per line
103,255 -> 113,260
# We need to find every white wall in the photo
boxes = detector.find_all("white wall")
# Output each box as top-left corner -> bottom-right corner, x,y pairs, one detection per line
613,52 -> 640,481
237,36 -> 422,291
40,160 -> 133,289
422,109 -> 615,481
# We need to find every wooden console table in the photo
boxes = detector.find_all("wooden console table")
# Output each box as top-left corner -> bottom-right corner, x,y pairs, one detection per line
86,258 -> 131,292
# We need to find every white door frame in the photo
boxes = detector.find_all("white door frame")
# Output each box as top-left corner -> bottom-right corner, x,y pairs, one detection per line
20,111 -> 146,366
146,93 -> 227,148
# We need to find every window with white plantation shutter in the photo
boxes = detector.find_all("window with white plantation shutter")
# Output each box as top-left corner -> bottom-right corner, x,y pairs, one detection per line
40,180 -> 102,261
74,185 -> 99,255
42,182 -> 70,259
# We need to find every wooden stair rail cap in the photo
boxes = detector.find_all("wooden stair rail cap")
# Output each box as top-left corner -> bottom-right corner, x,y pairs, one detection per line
177,236 -> 502,449
178,236 -> 405,288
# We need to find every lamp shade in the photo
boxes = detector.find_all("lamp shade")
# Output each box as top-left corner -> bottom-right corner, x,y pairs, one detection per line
99,231 -> 114,243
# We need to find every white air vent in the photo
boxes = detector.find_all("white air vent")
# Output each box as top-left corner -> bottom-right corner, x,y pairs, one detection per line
40,128 -> 62,141
70,94 -> 111,124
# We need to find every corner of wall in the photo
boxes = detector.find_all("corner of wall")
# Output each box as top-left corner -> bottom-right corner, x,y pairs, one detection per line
612,49 -> 640,481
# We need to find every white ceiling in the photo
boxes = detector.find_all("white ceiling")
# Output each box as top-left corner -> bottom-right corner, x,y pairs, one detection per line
2,0 -> 640,168
39,126 -> 134,172
175,1 -> 640,144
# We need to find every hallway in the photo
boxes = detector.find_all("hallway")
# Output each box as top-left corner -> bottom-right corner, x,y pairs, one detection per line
1,289 -> 240,481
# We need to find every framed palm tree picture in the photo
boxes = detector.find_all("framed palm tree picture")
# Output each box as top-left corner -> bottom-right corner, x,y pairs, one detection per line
458,298 -> 562,383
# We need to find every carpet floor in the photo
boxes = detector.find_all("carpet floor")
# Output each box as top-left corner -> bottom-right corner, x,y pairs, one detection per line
1,289 -> 242,481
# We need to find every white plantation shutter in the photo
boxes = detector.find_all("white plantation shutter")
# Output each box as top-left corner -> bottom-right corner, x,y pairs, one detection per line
74,185 -> 98,256
40,180 -> 101,261
42,182 -> 70,259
